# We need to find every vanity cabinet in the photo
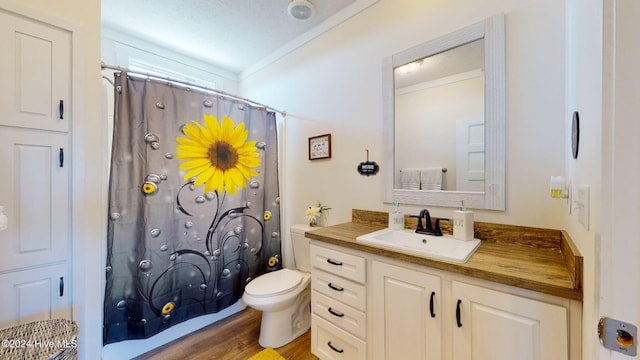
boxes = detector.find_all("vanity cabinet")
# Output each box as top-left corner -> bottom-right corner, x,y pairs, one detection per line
309,236 -> 581,360
310,243 -> 367,360
371,259 -> 574,360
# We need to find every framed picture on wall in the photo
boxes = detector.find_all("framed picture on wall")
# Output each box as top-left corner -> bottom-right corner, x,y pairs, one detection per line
308,133 -> 332,160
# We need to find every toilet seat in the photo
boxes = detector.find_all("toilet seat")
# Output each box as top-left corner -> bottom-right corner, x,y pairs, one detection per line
245,269 -> 302,298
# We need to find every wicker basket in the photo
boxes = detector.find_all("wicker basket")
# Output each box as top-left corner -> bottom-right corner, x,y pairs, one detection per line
0,319 -> 78,360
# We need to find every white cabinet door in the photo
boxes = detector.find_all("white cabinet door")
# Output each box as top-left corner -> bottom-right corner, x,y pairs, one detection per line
452,281 -> 568,360
0,263 -> 70,329
372,261 -> 442,360
0,8 -> 71,133
0,127 -> 69,271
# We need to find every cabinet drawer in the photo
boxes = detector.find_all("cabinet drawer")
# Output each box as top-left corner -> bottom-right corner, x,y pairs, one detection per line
312,291 -> 366,340
311,244 -> 366,284
312,270 -> 366,311
312,314 -> 367,360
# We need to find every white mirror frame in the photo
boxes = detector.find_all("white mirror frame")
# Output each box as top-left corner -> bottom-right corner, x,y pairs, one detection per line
383,14 -> 505,210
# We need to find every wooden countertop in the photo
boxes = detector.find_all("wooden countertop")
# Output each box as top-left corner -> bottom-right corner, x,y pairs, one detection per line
305,221 -> 583,301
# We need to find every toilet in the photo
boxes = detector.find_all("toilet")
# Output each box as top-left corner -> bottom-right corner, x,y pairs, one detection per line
242,224 -> 313,348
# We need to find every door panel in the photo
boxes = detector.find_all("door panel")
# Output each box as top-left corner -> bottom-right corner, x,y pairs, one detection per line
452,281 -> 568,360
0,127 -> 69,271
0,263 -> 70,328
0,9 -> 71,132
372,261 -> 442,360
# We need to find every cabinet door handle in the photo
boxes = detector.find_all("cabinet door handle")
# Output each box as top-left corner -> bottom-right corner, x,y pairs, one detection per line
326,258 -> 343,266
327,341 -> 344,353
59,100 -> 64,119
328,307 -> 344,318
429,291 -> 436,318
327,282 -> 344,292
59,277 -> 64,296
59,148 -> 64,167
456,299 -> 462,327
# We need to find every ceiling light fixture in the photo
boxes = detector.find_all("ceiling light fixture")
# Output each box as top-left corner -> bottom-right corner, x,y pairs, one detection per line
288,0 -> 315,21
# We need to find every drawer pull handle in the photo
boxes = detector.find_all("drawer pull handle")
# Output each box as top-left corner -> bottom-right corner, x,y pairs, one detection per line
456,299 -> 462,328
59,100 -> 64,119
429,291 -> 436,318
328,307 -> 344,317
327,282 -> 344,292
326,258 -> 343,266
327,341 -> 344,353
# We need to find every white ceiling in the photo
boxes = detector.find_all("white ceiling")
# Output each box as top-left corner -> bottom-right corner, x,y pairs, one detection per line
101,0 -> 364,76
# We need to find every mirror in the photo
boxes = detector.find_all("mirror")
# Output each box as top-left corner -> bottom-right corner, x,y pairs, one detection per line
383,14 -> 505,210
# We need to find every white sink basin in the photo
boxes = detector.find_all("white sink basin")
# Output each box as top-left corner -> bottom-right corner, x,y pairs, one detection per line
356,228 -> 481,264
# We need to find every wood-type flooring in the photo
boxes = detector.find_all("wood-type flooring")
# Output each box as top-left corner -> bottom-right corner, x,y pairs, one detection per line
133,307 -> 318,360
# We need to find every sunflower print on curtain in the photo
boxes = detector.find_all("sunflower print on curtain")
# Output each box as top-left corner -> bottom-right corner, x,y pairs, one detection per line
103,72 -> 281,344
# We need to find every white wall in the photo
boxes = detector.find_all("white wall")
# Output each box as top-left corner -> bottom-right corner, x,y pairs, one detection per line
599,3 -> 640,360
241,0 -> 607,358
565,1 -> 602,359
241,0 -> 568,237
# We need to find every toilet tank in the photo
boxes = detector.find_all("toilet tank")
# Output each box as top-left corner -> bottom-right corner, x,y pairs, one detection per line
290,224 -> 313,272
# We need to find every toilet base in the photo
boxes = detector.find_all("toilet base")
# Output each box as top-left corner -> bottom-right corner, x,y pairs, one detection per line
258,286 -> 311,348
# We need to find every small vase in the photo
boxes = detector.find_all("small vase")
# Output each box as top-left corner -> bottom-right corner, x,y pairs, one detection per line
309,219 -> 317,227
316,213 -> 328,227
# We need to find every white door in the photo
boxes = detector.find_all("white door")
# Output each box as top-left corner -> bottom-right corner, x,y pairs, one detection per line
0,7 -> 72,327
0,8 -> 71,132
372,261 -> 442,360
452,281 -> 568,360
456,118 -> 485,192
600,0 -> 640,358
0,128 -> 69,271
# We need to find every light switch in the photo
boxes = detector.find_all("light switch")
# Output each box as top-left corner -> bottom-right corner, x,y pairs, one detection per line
574,185 -> 590,230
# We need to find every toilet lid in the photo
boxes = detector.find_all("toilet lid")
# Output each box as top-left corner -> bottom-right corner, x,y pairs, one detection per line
245,269 -> 302,297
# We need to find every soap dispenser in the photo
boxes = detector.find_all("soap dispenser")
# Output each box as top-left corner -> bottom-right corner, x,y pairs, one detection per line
388,201 -> 405,230
453,201 -> 474,241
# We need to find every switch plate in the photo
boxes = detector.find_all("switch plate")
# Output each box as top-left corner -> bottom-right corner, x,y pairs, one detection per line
575,185 -> 590,230
599,317 -> 637,356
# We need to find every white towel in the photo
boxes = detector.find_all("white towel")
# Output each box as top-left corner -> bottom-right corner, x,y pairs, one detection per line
420,167 -> 442,190
400,168 -> 420,190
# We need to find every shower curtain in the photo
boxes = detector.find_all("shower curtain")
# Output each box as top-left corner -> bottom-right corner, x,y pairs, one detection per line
103,72 -> 281,344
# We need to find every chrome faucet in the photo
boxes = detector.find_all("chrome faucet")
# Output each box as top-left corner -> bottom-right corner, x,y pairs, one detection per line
410,209 -> 447,236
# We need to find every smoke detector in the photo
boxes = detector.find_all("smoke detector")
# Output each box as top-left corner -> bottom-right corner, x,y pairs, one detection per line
288,0 -> 315,21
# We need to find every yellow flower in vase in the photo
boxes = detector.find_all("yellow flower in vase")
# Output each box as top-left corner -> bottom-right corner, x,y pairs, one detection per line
176,115 -> 260,194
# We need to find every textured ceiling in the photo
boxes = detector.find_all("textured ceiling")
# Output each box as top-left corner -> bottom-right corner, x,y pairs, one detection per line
102,0 -> 357,75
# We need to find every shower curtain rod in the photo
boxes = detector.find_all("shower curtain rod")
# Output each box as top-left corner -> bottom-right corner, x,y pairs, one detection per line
100,62 -> 287,116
